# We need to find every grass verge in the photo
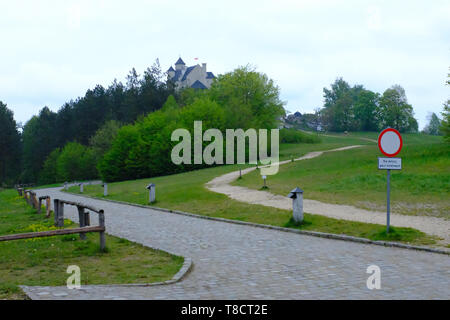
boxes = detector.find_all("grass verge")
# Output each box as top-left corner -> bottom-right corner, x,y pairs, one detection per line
0,189 -> 184,300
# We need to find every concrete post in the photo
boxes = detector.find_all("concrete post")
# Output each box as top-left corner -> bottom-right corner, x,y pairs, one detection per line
103,183 -> 108,197
146,183 -> 155,203
79,183 -> 83,193
288,187 -> 304,223
64,182 -> 68,191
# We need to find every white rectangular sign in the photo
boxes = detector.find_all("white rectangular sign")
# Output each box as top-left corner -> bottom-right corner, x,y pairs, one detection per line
378,157 -> 402,170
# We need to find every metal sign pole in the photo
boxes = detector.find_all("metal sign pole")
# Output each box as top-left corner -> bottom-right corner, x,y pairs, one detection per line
386,169 -> 391,233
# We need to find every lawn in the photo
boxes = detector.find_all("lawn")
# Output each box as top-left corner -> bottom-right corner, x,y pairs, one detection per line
65,134 -> 438,248
234,133 -> 449,218
0,189 -> 184,300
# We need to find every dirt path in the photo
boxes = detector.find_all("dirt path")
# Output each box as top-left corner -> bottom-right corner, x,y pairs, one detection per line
206,146 -> 450,244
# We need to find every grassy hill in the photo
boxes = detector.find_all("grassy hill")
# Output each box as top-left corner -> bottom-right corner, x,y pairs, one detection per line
234,133 -> 449,218
63,132 -> 441,247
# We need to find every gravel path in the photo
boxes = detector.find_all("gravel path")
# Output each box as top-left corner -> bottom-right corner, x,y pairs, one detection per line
206,146 -> 450,244
21,188 -> 450,300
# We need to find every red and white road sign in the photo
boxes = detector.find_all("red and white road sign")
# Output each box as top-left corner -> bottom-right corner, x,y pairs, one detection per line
378,128 -> 403,157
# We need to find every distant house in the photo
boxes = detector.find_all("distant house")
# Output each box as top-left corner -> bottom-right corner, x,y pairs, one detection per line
167,57 -> 216,89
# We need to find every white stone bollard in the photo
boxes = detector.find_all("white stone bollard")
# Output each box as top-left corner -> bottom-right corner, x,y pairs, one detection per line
146,183 -> 155,203
288,187 -> 304,223
79,183 -> 83,193
64,182 -> 68,191
103,183 -> 108,196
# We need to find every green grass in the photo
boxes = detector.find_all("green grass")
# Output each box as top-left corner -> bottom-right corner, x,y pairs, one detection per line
235,133 -> 450,218
0,189 -> 184,300
66,134 -> 438,249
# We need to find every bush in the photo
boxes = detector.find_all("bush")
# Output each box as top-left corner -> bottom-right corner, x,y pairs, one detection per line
280,129 -> 320,144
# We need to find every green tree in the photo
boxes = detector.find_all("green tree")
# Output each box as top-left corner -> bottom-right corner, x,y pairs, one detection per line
89,120 -> 122,160
440,72 -> 450,142
0,101 -> 21,185
21,107 -> 58,182
209,65 -> 285,129
378,85 -> 418,132
441,100 -> 450,142
56,142 -> 97,181
422,112 -> 441,135
353,90 -> 380,131
39,148 -> 61,184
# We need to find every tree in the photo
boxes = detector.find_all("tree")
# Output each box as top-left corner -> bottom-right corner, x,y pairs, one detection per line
441,100 -> 450,142
208,65 -> 285,129
0,101 -> 21,185
21,107 -> 58,182
39,148 -> 61,184
56,142 -> 97,181
422,113 -> 441,135
321,78 -> 359,132
353,90 -> 380,131
440,71 -> 450,142
378,85 -> 418,132
89,120 -> 122,160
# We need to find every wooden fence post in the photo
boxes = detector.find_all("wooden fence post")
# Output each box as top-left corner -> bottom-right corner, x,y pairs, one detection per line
32,193 -> 39,210
53,199 -> 59,226
77,206 -> 86,240
98,210 -> 106,251
57,201 -> 65,227
45,197 -> 51,218
37,198 -> 42,214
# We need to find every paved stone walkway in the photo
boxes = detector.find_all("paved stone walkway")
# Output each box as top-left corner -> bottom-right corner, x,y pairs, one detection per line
22,188 -> 449,300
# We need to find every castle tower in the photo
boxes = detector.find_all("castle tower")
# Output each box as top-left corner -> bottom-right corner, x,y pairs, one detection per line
175,57 -> 186,71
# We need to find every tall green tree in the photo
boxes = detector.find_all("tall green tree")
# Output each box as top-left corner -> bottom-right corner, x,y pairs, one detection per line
21,107 -> 58,182
378,85 -> 418,132
353,89 -> 380,131
209,65 -> 285,129
0,101 -> 21,185
423,112 -> 441,135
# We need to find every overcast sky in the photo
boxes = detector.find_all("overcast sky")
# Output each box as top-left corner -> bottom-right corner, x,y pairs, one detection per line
1,0 -> 449,129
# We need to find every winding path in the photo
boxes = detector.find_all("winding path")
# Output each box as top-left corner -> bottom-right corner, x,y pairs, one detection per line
21,187 -> 450,300
206,146 -> 450,244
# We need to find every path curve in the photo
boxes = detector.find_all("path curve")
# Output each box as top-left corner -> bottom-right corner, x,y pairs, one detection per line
21,187 -> 449,299
206,146 -> 450,244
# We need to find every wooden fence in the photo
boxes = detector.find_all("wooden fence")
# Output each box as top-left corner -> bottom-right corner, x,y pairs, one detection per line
1,189 -> 106,251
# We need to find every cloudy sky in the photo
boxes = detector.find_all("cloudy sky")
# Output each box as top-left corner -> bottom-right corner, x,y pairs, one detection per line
1,0 -> 449,129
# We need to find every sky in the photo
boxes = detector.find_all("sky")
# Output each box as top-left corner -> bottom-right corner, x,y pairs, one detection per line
1,0 -> 449,130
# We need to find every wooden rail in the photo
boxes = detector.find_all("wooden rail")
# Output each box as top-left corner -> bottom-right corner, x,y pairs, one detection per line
0,226 -> 105,242
12,189 -> 107,251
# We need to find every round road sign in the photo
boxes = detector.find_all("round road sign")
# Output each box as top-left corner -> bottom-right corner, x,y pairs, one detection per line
378,128 -> 402,157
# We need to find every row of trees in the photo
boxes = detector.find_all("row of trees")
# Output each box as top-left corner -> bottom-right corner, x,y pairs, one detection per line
98,66 -> 285,182
0,101 -> 22,186
319,78 -> 418,132
21,60 -> 174,183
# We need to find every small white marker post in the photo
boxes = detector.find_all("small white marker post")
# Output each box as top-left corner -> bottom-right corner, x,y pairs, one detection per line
377,128 -> 403,233
103,183 -> 108,197
262,175 -> 267,188
79,183 -> 83,193
146,183 -> 155,203
288,187 -> 304,223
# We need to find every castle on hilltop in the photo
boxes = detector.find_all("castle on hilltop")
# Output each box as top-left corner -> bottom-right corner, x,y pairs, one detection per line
167,57 -> 216,89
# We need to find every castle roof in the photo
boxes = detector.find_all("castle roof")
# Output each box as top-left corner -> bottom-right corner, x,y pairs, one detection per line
167,66 -> 175,72
190,80 -> 208,89
175,57 -> 185,65
206,72 -> 215,79
181,66 -> 196,81
171,70 -> 182,81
